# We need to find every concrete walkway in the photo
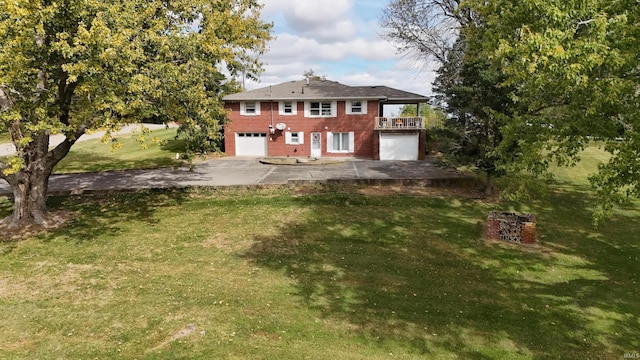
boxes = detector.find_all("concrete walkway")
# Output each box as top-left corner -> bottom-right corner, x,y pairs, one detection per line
0,158 -> 476,197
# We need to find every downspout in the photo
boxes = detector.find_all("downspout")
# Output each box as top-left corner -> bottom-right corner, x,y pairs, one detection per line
269,85 -> 274,134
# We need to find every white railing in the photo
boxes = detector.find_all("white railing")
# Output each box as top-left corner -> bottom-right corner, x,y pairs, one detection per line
375,117 -> 425,129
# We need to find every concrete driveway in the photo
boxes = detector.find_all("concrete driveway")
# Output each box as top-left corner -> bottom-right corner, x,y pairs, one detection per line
0,158 -> 474,196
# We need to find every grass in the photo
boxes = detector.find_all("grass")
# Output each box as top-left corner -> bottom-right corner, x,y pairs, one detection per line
1,128 -> 186,174
53,128 -> 186,173
0,147 -> 638,358
549,144 -> 611,186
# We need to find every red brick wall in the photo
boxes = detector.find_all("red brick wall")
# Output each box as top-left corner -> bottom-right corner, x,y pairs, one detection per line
224,100 -> 380,158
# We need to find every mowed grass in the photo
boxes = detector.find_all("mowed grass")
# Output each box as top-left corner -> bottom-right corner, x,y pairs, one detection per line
0,146 -> 638,358
549,144 -> 611,186
1,128 -> 186,174
53,128 -> 185,173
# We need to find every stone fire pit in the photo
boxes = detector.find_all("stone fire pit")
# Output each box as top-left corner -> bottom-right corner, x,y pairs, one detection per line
485,211 -> 537,244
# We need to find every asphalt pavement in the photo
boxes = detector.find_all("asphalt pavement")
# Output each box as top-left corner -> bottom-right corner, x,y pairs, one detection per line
0,158 -> 476,197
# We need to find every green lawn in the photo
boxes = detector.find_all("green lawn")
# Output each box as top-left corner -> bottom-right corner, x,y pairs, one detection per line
1,128 -> 186,174
0,146 -> 638,358
53,128 -> 186,173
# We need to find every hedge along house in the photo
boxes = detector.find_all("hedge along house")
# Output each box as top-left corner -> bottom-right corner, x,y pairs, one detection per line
222,77 -> 430,160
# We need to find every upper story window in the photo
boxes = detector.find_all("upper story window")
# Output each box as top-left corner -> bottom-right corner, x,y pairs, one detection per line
346,100 -> 367,115
240,101 -> 260,116
279,101 -> 297,115
305,101 -> 336,118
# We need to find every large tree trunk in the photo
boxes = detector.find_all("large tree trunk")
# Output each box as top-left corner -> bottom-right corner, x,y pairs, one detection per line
1,129 -> 76,230
2,168 -> 52,229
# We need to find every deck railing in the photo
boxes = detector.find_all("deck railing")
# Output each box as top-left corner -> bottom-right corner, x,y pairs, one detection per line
375,117 -> 425,130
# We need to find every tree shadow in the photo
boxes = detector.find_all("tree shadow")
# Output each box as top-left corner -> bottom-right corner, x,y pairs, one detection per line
244,191 -> 639,358
0,189 -> 190,245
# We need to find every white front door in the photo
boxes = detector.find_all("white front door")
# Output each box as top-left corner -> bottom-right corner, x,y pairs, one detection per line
311,132 -> 322,157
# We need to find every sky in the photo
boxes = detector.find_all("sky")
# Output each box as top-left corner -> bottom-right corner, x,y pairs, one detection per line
243,0 -> 437,98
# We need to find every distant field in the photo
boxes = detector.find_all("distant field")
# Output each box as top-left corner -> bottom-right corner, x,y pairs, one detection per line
1,127 -> 187,174
549,144 -> 611,186
53,128 -> 186,173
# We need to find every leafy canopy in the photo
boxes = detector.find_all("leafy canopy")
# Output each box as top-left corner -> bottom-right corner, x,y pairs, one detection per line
0,0 -> 272,163
469,0 -> 640,219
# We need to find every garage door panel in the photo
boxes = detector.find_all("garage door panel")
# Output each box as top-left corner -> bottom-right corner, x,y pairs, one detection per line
380,133 -> 419,160
236,133 -> 267,156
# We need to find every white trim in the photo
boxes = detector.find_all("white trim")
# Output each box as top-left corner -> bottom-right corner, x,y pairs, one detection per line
240,101 -> 260,116
348,131 -> 355,152
327,131 -> 353,153
346,100 -> 367,115
285,131 -> 304,145
305,101 -> 336,118
278,101 -> 297,115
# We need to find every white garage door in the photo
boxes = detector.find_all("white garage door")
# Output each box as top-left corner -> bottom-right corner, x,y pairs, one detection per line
235,133 -> 267,156
379,133 -> 419,160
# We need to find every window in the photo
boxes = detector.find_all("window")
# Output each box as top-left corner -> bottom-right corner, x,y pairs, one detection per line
327,132 -> 354,153
347,100 -> 367,115
240,101 -> 260,115
279,101 -> 297,115
285,131 -> 304,145
305,101 -> 336,117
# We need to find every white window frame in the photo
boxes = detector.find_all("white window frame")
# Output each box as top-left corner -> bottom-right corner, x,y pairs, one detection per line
278,101 -> 297,115
326,131 -> 355,153
346,100 -> 367,115
240,101 -> 260,116
305,101 -> 336,118
285,131 -> 304,145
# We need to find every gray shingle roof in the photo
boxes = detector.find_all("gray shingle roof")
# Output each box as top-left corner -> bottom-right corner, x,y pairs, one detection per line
223,78 -> 429,103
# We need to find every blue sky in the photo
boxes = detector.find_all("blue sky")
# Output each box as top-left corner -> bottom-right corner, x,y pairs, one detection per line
245,0 -> 437,98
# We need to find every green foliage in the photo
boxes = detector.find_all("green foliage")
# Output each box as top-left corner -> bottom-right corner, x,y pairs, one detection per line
399,103 -> 445,128
468,0 -> 640,216
0,0 -> 272,169
0,0 -> 271,224
431,31 -> 516,188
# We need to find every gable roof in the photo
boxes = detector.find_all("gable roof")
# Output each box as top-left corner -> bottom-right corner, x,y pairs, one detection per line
223,78 -> 429,104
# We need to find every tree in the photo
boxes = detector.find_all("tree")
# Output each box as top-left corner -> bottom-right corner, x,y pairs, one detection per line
430,30 -> 517,195
398,103 -> 445,127
380,0 -> 479,64
470,0 -> 640,218
382,0 -> 514,194
0,0 -> 272,229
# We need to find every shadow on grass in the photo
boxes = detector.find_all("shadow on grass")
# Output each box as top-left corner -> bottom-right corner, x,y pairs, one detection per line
244,190 -> 639,358
0,189 -> 190,245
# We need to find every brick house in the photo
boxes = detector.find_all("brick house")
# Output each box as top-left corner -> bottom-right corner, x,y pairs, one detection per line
222,77 -> 429,160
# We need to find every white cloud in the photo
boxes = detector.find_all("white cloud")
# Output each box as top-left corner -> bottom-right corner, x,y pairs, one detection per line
249,0 -> 438,98
261,0 -> 357,42
264,33 -> 397,65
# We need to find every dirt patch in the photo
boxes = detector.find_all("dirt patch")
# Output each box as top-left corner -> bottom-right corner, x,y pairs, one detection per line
0,210 -> 74,241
